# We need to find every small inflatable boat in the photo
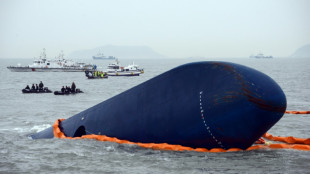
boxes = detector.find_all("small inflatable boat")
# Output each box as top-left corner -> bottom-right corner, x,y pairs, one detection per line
22,87 -> 52,94
54,89 -> 83,95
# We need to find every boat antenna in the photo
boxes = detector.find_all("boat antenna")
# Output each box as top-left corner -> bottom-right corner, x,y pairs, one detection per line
41,48 -> 46,59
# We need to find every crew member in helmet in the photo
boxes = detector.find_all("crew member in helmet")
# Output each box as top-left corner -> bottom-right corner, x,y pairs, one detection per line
39,81 -> 44,90
61,86 -> 65,93
71,82 -> 76,92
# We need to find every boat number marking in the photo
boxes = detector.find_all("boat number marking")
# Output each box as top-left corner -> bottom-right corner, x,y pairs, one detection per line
199,91 -> 224,148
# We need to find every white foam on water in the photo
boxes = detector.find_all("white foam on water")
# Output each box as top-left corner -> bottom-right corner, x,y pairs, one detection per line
12,127 -> 28,133
30,124 -> 51,133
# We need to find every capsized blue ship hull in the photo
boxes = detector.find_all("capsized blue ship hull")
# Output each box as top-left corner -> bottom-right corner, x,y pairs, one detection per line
32,61 -> 287,150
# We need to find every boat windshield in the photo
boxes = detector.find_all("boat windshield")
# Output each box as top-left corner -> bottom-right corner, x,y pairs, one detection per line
108,65 -> 119,69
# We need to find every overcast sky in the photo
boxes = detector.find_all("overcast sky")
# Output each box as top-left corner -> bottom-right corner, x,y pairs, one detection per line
1,0 -> 309,58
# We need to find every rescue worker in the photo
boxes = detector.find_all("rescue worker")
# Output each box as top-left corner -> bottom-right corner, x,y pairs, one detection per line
39,81 -> 44,90
65,86 -> 71,93
71,82 -> 76,92
61,86 -> 65,93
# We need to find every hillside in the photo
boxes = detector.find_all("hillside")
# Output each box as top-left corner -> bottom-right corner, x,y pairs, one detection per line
69,45 -> 166,59
291,44 -> 310,58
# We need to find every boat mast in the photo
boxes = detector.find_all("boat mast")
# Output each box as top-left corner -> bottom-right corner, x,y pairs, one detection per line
41,48 -> 47,62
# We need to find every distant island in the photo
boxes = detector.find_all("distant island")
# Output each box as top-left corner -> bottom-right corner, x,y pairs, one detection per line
69,45 -> 166,59
291,44 -> 310,58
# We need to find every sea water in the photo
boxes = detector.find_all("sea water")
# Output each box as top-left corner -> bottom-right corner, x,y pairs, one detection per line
0,58 -> 309,173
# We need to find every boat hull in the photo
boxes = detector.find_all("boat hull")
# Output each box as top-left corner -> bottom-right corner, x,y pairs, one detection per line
22,89 -> 52,93
54,90 -> 83,95
32,61 -> 286,150
93,57 -> 115,60
87,76 -> 108,79
107,71 -> 140,76
7,67 -> 92,72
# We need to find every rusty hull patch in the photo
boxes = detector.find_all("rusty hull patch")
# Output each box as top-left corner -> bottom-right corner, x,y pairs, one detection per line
212,62 -> 286,113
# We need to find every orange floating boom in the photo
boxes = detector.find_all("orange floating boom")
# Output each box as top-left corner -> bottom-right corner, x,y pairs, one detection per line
285,111 -> 310,114
52,119 -> 310,152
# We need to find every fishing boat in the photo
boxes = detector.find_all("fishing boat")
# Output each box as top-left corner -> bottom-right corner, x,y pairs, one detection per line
106,59 -> 143,76
32,61 -> 286,150
7,49 -> 95,72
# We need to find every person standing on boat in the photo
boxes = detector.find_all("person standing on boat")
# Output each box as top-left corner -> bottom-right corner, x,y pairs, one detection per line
61,86 -> 65,93
39,81 -> 44,90
66,86 -> 72,93
31,84 -> 35,90
71,82 -> 76,92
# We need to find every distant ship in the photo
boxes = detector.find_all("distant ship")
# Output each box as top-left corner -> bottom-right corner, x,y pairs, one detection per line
92,51 -> 116,60
7,49 -> 95,72
250,53 -> 273,58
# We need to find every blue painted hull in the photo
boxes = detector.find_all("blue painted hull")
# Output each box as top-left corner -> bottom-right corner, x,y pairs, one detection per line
32,61 -> 286,150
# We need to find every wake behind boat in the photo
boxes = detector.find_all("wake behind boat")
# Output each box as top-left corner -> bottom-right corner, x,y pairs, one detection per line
7,49 -> 96,72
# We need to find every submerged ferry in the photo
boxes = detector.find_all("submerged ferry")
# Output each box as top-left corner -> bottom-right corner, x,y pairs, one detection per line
32,61 -> 286,150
